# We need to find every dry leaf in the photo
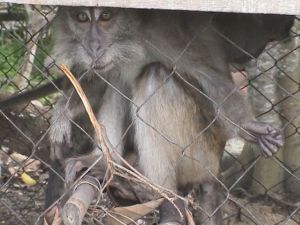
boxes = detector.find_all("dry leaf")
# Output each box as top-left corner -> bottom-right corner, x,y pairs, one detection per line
106,198 -> 164,225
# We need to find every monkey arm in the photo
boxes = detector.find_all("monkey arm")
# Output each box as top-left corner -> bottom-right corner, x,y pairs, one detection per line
187,59 -> 284,158
214,79 -> 284,157
212,77 -> 284,157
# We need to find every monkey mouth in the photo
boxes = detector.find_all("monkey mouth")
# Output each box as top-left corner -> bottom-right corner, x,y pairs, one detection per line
92,62 -> 114,72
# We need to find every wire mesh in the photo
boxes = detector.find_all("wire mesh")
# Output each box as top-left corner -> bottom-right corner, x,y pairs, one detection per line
0,3 -> 300,225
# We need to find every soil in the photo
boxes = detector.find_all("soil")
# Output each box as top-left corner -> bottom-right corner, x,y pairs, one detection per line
1,151 -> 300,225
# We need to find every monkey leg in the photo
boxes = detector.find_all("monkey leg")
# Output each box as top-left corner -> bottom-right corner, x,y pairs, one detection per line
132,64 -> 187,224
132,63 -> 224,225
190,182 -> 223,225
96,82 -> 130,164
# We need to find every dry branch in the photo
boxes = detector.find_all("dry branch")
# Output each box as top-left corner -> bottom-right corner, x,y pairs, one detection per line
62,176 -> 100,225
2,0 -> 300,15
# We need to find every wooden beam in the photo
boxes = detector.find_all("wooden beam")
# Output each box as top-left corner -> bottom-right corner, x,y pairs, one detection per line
2,0 -> 300,15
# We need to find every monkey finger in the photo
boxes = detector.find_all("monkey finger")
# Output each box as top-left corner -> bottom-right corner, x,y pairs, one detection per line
239,130 -> 257,143
258,138 -> 273,157
261,136 -> 279,154
263,134 -> 284,147
243,122 -> 277,135
275,133 -> 285,145
258,137 -> 277,157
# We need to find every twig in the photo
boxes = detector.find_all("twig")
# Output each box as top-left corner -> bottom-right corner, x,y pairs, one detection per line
62,176 -> 101,225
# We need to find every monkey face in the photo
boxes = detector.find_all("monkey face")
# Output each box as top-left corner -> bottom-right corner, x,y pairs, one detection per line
51,7 -> 145,75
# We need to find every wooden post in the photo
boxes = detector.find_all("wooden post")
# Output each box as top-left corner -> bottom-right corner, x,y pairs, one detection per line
2,0 -> 300,15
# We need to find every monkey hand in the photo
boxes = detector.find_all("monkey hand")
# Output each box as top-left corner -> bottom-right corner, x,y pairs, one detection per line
240,121 -> 284,157
64,151 -> 105,186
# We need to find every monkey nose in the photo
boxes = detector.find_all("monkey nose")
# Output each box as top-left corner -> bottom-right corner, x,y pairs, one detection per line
88,41 -> 102,57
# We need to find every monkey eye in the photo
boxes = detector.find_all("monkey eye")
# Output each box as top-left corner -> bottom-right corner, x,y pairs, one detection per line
77,12 -> 89,22
100,10 -> 112,21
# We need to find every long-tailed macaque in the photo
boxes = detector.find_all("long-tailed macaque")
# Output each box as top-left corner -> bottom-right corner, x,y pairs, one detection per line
41,7 -> 287,225
0,13 -> 293,109
0,7 -> 292,225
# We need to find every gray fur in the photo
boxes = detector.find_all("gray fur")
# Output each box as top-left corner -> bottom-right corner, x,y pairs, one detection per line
47,8 -> 284,225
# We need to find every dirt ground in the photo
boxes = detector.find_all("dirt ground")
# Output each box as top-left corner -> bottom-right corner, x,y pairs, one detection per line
1,151 -> 300,225
0,152 -> 47,225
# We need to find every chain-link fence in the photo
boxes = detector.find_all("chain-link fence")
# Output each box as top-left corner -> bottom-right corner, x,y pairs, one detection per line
0,3 -> 300,225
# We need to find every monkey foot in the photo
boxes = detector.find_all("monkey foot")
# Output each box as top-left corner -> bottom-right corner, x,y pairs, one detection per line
240,121 -> 284,157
